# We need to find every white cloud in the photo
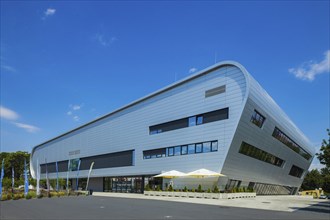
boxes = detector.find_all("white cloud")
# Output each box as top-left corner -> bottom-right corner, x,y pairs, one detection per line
1,65 -> 16,73
189,67 -> 197,74
0,106 -> 19,120
70,104 -> 83,111
93,33 -> 116,47
67,104 -> 84,121
289,50 -> 330,81
12,122 -> 40,133
45,8 -> 56,16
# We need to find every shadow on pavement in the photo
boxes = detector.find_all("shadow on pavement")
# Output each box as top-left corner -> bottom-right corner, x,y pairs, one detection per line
292,201 -> 330,214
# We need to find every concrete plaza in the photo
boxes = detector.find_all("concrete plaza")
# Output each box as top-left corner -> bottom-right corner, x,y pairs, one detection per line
1,193 -> 329,219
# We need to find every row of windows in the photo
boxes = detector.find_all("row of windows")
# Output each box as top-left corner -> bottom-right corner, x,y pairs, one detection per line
143,140 -> 218,159
289,165 -> 304,178
250,110 -> 266,128
250,109 -> 312,162
239,142 -> 285,167
149,108 -> 229,135
272,127 -> 312,161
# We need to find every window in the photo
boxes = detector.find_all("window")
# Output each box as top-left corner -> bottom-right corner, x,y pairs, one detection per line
196,115 -> 203,125
189,116 -> 196,127
203,142 -> 211,153
239,142 -> 285,167
205,85 -> 226,98
203,108 -> 229,123
143,141 -> 218,159
188,144 -> 195,154
168,147 -> 174,156
181,145 -> 188,155
195,143 -> 202,153
272,127 -> 312,161
143,148 -> 166,159
250,110 -> 266,128
174,146 -> 181,156
70,158 -> 80,171
149,107 -> 229,135
289,165 -> 304,178
211,141 -> 218,152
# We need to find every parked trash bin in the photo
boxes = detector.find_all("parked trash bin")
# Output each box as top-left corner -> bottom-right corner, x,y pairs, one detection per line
89,189 -> 93,195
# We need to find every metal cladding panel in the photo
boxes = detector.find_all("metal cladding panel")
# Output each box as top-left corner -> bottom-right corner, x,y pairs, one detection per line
221,75 -> 314,188
31,62 -> 247,179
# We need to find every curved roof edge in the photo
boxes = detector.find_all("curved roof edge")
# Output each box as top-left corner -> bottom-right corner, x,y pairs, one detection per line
31,60 -> 248,156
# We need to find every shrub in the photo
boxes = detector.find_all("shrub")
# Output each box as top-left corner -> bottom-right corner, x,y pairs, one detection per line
144,184 -> 151,191
168,185 -> 173,192
191,189 -> 195,193
183,186 -> 188,192
13,194 -> 21,200
37,193 -> 43,199
213,186 -> 219,193
7,193 -> 12,200
207,188 -> 211,193
28,191 -> 37,198
197,184 -> 202,192
58,191 -> 66,197
25,193 -> 32,200
1,194 -> 8,201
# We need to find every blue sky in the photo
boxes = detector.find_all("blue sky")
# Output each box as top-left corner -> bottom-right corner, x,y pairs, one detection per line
1,1 -> 329,170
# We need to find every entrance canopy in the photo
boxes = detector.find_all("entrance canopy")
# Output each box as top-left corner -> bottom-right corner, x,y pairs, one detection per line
153,170 -> 186,178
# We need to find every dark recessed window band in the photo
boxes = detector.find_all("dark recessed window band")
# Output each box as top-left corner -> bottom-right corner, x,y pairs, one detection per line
289,165 -> 304,178
205,85 -> 226,98
272,127 -> 312,161
143,140 -> 218,159
149,107 -> 229,135
239,142 -> 285,168
40,150 -> 134,174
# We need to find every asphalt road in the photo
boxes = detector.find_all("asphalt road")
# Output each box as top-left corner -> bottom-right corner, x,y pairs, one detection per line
0,196 -> 329,219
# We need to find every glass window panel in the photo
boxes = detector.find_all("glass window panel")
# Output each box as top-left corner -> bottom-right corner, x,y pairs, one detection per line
196,116 -> 203,125
174,146 -> 181,156
195,143 -> 202,153
203,142 -> 211,153
168,147 -> 174,156
211,141 -> 218,151
189,116 -> 196,127
188,144 -> 195,154
181,145 -> 188,155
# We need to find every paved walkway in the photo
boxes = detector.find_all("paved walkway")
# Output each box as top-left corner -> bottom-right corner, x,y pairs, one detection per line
93,192 -> 327,212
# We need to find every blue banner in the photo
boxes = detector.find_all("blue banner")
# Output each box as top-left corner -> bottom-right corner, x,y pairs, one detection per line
24,158 -> 29,196
66,159 -> 71,195
0,159 -> 4,198
76,159 -> 81,191
56,161 -> 59,192
45,158 -> 50,193
12,166 -> 14,189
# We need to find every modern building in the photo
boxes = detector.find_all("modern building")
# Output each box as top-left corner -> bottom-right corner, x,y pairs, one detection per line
30,61 -> 314,195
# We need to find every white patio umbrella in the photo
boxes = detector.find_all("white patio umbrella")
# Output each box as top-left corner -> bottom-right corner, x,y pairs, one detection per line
153,170 -> 186,178
185,168 -> 226,178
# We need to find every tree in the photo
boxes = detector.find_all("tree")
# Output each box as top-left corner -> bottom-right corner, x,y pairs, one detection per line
316,129 -> 330,170
0,151 -> 31,189
300,169 -> 323,190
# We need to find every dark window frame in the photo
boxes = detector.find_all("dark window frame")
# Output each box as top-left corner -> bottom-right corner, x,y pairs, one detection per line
250,110 -> 266,128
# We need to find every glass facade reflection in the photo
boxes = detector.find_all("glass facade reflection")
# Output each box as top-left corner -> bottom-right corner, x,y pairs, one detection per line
103,176 -> 162,193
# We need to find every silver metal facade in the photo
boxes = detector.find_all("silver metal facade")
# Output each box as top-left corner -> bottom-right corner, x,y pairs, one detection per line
30,61 -> 314,193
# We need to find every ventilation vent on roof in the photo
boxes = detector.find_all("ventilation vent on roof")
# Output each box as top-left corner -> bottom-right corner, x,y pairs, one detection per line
205,85 -> 226,98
